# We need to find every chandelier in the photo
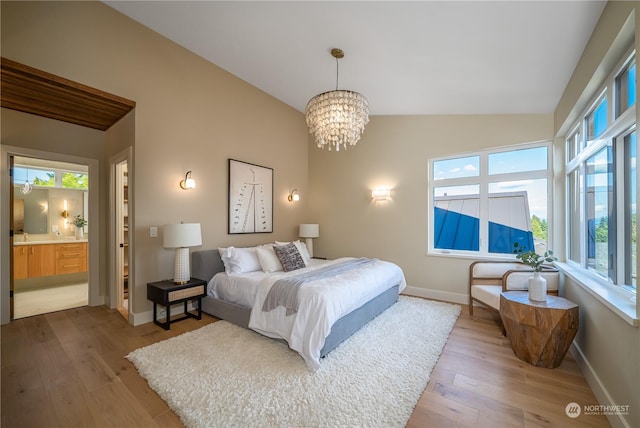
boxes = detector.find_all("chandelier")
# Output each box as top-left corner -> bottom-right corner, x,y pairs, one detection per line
305,48 -> 369,152
20,167 -> 33,195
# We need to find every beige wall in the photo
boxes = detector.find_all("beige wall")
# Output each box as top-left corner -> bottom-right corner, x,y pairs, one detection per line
309,114 -> 553,301
1,1 -> 309,319
553,3 -> 639,428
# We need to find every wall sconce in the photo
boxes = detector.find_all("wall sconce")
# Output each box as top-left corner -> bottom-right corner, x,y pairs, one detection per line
61,200 -> 69,219
372,188 -> 391,201
288,189 -> 300,202
179,171 -> 196,190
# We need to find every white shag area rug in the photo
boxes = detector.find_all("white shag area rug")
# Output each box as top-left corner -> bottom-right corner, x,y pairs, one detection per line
127,296 -> 461,428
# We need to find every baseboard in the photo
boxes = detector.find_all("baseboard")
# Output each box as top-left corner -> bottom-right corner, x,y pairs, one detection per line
402,286 -> 468,305
570,343 -> 631,428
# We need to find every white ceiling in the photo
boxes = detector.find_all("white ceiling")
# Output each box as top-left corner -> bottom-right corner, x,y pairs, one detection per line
105,1 -> 606,116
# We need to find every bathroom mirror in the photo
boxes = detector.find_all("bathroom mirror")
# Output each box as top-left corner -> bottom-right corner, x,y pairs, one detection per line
13,188 -> 48,234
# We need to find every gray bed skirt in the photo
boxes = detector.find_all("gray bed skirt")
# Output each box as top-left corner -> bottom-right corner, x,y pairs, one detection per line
192,249 -> 400,358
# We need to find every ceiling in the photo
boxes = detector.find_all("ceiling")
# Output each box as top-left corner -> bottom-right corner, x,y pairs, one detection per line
105,1 -> 606,116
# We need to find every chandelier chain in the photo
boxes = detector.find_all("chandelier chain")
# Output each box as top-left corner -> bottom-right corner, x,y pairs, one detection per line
335,55 -> 339,91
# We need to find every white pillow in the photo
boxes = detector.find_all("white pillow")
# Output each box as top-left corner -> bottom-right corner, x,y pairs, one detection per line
218,246 -> 262,274
255,244 -> 283,273
275,240 -> 311,265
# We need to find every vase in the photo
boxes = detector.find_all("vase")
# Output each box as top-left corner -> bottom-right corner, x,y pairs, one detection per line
528,271 -> 547,302
75,227 -> 84,240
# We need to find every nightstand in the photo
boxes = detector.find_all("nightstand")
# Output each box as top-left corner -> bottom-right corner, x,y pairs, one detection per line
147,278 -> 207,330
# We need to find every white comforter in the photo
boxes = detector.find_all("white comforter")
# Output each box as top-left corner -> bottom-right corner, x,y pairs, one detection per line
209,257 -> 406,371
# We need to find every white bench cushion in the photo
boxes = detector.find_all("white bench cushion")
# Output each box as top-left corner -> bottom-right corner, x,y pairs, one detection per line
471,285 -> 502,310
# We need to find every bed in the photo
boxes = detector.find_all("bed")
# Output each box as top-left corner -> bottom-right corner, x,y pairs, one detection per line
192,247 -> 406,371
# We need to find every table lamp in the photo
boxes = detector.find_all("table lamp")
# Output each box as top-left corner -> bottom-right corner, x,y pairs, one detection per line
299,224 -> 319,258
163,223 -> 202,284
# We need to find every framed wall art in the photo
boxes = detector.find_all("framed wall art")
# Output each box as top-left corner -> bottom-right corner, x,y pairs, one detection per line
228,159 -> 273,234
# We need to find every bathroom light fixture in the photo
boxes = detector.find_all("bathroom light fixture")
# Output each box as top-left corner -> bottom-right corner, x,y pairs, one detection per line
180,171 -> 196,190
163,222 -> 202,284
372,188 -> 391,201
288,189 -> 300,202
21,167 -> 33,195
305,48 -> 369,152
299,224 -> 319,258
61,200 -> 69,219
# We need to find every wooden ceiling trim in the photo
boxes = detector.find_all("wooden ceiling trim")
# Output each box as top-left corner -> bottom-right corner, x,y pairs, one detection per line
1,57 -> 136,131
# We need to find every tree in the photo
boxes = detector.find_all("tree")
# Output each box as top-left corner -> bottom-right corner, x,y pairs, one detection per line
531,215 -> 547,241
62,172 -> 88,189
32,172 -> 54,186
595,216 -> 608,242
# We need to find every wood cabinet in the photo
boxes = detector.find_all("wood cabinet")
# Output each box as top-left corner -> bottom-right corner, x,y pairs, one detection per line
13,242 -> 87,279
13,246 -> 28,280
55,242 -> 88,275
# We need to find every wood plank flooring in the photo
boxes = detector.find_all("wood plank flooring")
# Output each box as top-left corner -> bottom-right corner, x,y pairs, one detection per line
1,302 -> 610,427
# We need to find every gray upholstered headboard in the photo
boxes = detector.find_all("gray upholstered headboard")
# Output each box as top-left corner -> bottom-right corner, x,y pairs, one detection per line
192,249 -> 225,282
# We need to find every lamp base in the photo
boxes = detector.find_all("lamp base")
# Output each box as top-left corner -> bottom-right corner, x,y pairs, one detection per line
173,247 -> 190,284
304,238 -> 314,258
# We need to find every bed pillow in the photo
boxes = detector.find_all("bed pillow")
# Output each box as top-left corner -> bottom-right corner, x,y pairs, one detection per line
255,244 -> 283,273
275,240 -> 311,265
219,246 -> 262,274
273,242 -> 306,272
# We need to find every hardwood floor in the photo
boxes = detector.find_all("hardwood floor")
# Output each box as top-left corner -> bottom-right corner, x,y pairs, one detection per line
1,303 -> 610,427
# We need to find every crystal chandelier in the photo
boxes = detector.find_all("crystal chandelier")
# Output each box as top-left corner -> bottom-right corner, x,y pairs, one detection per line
305,48 -> 369,152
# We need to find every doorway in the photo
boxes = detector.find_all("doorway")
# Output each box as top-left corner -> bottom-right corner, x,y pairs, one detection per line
116,159 -> 129,320
110,147 -> 132,321
11,155 -> 90,319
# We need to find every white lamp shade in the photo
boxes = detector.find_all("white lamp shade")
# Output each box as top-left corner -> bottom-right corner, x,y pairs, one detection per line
163,223 -> 202,248
299,223 -> 319,238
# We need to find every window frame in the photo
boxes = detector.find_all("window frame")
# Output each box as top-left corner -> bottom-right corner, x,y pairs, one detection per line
428,141 -> 553,259
564,49 -> 637,294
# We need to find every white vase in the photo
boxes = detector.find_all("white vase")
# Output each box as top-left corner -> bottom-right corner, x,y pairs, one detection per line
75,227 -> 84,240
528,271 -> 547,302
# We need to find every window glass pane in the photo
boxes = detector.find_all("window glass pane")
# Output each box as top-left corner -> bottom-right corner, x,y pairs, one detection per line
616,61 -> 636,117
568,170 -> 582,263
489,147 -> 547,175
488,179 -> 547,254
13,167 -> 55,187
62,172 -> 89,190
433,156 -> 479,180
626,133 -> 636,287
567,129 -> 582,162
433,185 -> 479,251
585,144 -> 614,279
586,97 -> 608,142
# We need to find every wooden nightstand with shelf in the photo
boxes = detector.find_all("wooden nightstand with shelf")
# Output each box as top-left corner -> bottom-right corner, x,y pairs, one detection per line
147,278 -> 207,330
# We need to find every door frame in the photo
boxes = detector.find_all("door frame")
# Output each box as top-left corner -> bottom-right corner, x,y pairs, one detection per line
108,147 -> 133,320
1,144 -> 102,324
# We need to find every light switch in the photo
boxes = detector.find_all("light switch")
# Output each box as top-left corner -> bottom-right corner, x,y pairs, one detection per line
51,225 -> 59,233
150,226 -> 158,237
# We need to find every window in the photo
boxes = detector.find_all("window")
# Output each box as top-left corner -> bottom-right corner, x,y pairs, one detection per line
565,52 -> 636,290
62,172 -> 89,190
429,143 -> 551,257
566,127 -> 582,163
13,167 -> 55,187
585,144 -> 613,279
616,58 -> 636,117
14,167 -> 88,190
586,95 -> 608,143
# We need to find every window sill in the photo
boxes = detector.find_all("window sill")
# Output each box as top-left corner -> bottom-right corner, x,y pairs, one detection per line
555,262 -> 638,327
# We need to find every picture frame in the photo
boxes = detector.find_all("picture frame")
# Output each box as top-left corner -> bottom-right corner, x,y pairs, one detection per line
228,159 -> 273,234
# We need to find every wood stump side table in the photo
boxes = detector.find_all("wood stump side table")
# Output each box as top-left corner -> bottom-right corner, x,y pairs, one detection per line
500,291 -> 579,368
